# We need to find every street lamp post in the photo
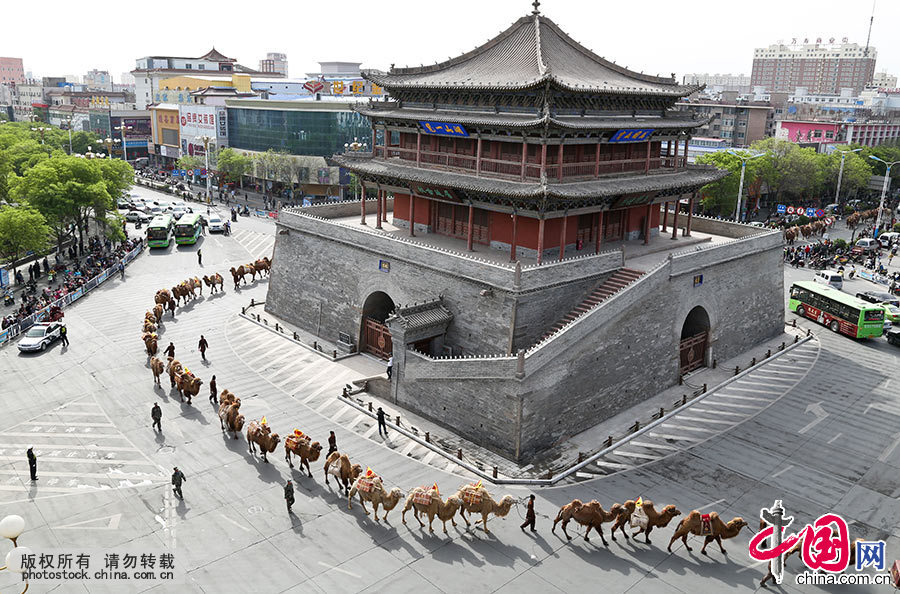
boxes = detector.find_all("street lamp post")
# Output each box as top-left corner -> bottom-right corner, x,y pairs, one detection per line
98,137 -> 120,160
834,148 -> 862,205
197,135 -> 214,203
114,123 -> 133,163
869,155 -> 900,237
30,126 -> 49,145
727,149 -> 765,222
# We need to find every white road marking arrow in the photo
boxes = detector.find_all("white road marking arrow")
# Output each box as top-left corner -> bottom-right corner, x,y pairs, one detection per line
878,433 -> 900,463
798,403 -> 828,434
864,402 -> 900,416
56,513 -> 121,530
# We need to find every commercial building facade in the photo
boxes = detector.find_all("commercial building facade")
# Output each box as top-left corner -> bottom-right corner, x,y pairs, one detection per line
0,57 -> 24,84
675,100 -> 772,147
751,40 -> 876,95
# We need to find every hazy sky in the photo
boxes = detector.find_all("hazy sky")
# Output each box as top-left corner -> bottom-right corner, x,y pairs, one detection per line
6,0 -> 899,84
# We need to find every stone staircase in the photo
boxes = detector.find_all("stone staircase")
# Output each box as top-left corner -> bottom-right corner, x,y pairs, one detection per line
538,268 -> 645,342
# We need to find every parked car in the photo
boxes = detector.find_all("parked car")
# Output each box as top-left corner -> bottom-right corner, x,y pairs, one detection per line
18,322 -> 63,352
877,232 -> 900,245
852,238 -> 882,255
856,291 -> 900,308
171,207 -> 187,220
880,304 -> 900,324
207,215 -> 225,233
124,211 -> 152,223
887,327 -> 900,347
814,271 -> 843,290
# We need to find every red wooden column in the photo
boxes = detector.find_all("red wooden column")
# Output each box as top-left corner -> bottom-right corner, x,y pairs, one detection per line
671,198 -> 680,239
360,184 -> 367,225
466,204 -> 474,251
520,140 -> 527,180
644,203 -> 652,244
557,142 -> 564,181
673,136 -> 680,170
375,189 -> 383,229
662,202 -> 668,232
594,141 -> 601,177
645,140 -> 651,173
537,218 -> 545,265
510,213 -> 518,262
475,136 -> 483,176
595,211 -> 604,253
382,190 -> 388,222
409,195 -> 415,237
558,214 -> 568,261
416,131 -> 422,167
686,192 -> 695,237
540,142 -> 547,179
371,127 -> 377,156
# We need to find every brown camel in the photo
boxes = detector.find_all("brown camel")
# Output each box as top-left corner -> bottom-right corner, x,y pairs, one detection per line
668,510 -> 748,554
154,289 -> 171,305
800,224 -> 813,239
217,391 -> 244,439
203,273 -> 225,294
348,475 -> 404,522
610,499 -> 637,541
187,276 -> 202,296
323,451 -> 362,495
174,370 -> 202,404
150,356 -> 165,386
783,228 -> 796,242
453,483 -> 515,533
152,303 -> 164,324
170,285 -> 183,306
143,320 -> 157,334
244,263 -> 258,281
229,266 -> 248,289
552,499 -> 623,545
142,332 -> 158,356
246,420 -> 280,463
284,432 -> 322,477
165,357 -> 183,388
631,500 -> 681,544
401,486 -> 461,533
253,258 -> 271,276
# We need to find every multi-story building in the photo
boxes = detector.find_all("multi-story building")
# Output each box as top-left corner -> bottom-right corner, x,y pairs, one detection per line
773,118 -> 900,150
154,73 -> 252,105
682,73 -> 750,93
872,70 -> 897,88
88,109 -> 152,162
132,48 -> 279,109
47,89 -> 130,108
259,52 -> 288,77
265,8 -> 784,460
149,103 -> 181,167
751,39 -> 876,95
0,57 -> 25,84
84,69 -> 112,91
675,99 -> 773,147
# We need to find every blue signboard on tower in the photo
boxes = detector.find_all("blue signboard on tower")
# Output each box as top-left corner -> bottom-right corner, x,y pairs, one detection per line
609,129 -> 655,143
419,121 -> 470,137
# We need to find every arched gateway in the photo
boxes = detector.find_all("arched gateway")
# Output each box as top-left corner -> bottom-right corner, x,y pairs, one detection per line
361,291 -> 395,359
679,305 -> 710,375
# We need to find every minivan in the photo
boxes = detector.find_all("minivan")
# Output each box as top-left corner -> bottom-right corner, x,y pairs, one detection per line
814,271 -> 843,291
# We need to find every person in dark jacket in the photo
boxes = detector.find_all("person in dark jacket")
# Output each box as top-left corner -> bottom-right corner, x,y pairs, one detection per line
171,467 -> 186,499
27,447 -> 37,481
327,431 -> 337,456
197,249 -> 202,266
284,480 -> 295,513
198,335 -> 208,360
520,494 -> 536,532
209,375 -> 217,405
377,407 -> 388,437
164,342 -> 175,358
151,403 -> 162,432
59,325 -> 68,347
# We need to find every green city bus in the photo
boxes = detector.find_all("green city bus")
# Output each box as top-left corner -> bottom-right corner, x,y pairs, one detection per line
147,214 -> 175,248
174,212 -> 202,245
789,281 -> 886,338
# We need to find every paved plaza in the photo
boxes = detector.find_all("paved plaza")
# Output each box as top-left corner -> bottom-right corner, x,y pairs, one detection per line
0,188 -> 897,592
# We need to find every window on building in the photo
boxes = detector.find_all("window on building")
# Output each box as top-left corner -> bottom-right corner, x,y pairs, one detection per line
198,65 -> 205,70
186,64 -> 192,70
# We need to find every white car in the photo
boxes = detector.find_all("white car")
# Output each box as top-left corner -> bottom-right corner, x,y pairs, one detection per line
124,211 -> 152,223
207,215 -> 225,232
18,322 -> 63,352
171,207 -> 187,219
148,206 -> 163,217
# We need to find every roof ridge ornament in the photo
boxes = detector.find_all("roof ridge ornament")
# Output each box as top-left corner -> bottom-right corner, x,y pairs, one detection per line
532,0 -> 540,15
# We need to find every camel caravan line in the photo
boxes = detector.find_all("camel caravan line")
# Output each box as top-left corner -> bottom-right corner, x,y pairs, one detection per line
230,257 -> 271,290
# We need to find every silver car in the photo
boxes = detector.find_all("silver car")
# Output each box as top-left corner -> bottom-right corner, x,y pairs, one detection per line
17,322 -> 63,352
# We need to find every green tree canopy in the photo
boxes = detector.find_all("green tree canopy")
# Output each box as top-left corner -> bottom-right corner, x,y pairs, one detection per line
216,148 -> 252,184
0,205 -> 50,273
696,151 -> 763,217
825,150 -> 873,201
176,155 -> 203,171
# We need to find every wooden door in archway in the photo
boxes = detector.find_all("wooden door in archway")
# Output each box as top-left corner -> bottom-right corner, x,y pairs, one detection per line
679,331 -> 708,375
363,318 -> 393,359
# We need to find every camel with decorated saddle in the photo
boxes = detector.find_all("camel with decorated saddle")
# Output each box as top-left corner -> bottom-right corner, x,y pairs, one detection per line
203,273 -> 225,294
323,451 -> 362,495
552,499 -> 623,545
630,499 -> 681,544
667,510 -> 748,555
246,419 -> 279,463
149,356 -> 165,386
452,482 -> 514,533
609,499 -> 637,541
142,319 -> 157,334
253,257 -> 271,277
217,390 -> 245,439
284,430 -> 322,476
142,332 -> 158,356
165,357 -> 183,387
170,284 -> 188,305
229,265 -> 250,289
401,485 -> 461,534
186,276 -> 202,296
152,303 -> 164,324
154,289 -> 171,306
173,368 -> 202,404
348,470 -> 403,522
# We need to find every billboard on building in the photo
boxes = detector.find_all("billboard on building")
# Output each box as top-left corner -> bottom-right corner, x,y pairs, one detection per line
179,105 -> 227,158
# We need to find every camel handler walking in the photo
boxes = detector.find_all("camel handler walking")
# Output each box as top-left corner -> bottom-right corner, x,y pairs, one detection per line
377,407 -> 388,437
27,447 -> 37,481
171,467 -> 186,499
151,403 -> 162,432
284,480 -> 295,514
164,342 -> 175,359
520,494 -> 537,532
327,431 -> 337,457
198,335 -> 209,360
209,375 -> 217,405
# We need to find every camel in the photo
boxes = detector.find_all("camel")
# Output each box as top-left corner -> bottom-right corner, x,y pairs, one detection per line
170,285 -> 183,306
631,500 -> 681,544
253,258 -> 271,277
143,320 -> 157,334
218,391 -> 244,439
154,289 -> 171,305
284,432 -> 322,477
174,370 -> 202,404
348,474 -> 403,522
246,420 -> 280,463
177,281 -> 195,301
166,357 -> 183,388
203,273 -> 224,294
800,224 -> 813,240
453,483 -> 515,533
552,499 -> 623,545
783,228 -> 795,243
323,451 -> 362,495
668,510 -> 748,554
149,356 -> 164,386
152,303 -> 164,324
230,266 -> 248,289
142,332 -> 158,356
187,276 -> 202,296
610,500 -> 637,541
245,263 -> 258,282
401,486 -> 461,533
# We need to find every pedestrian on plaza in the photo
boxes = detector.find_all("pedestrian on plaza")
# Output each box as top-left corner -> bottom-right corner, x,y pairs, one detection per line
198,335 -> 208,360
27,264 -> 33,282
118,259 -> 125,280
209,375 -> 217,405
377,407 -> 388,437
327,431 -> 337,457
520,494 -> 537,533
197,249 -> 203,266
284,480 -> 295,513
386,356 -> 393,380
171,467 -> 186,499
26,447 -> 37,481
42,257 -> 49,274
59,324 -> 68,347
164,342 -> 175,359
151,403 -> 162,432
